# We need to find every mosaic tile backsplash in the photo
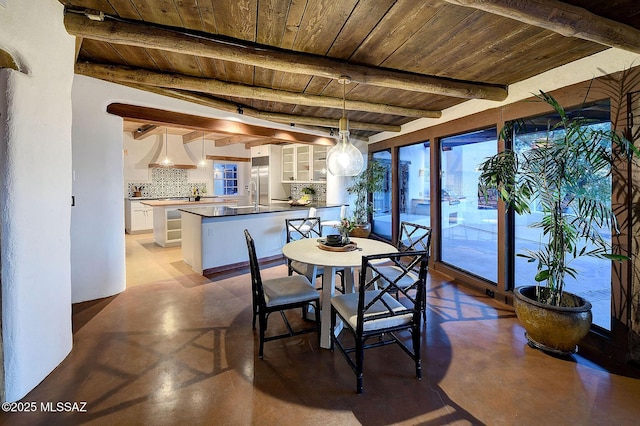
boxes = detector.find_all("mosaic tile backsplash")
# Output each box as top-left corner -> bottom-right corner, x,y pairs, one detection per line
290,182 -> 326,203
128,168 -> 207,198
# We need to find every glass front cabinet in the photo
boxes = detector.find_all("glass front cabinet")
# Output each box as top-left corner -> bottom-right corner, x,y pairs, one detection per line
281,144 -> 327,183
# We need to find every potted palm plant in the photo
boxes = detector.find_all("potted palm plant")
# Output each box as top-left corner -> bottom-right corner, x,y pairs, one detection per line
346,161 -> 386,238
478,90 -> 638,355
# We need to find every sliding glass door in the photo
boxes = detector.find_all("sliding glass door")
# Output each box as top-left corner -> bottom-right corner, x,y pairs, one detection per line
440,129 -> 498,283
399,142 -> 430,228
371,150 -> 392,240
512,100 -> 614,330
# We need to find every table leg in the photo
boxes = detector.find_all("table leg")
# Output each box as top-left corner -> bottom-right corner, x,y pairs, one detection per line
319,266 -> 337,349
343,267 -> 355,293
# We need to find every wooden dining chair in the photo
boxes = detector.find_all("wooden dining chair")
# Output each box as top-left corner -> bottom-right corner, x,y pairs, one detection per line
331,250 -> 429,394
285,217 -> 345,293
244,229 -> 320,359
374,221 -> 432,319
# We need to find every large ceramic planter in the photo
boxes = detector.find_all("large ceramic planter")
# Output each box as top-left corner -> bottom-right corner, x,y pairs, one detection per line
513,286 -> 592,355
349,223 -> 371,238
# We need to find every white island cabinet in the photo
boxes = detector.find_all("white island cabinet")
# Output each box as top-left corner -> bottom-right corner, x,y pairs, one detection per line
181,205 -> 342,274
141,199 -> 239,247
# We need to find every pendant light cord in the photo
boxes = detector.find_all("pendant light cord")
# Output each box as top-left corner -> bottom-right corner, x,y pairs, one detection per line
342,80 -> 346,120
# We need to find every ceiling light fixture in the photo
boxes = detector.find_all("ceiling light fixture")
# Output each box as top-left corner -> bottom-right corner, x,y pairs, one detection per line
326,76 -> 363,177
198,131 -> 208,168
160,128 -> 174,167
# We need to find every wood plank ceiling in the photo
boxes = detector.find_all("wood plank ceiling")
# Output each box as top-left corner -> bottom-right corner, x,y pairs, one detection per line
59,0 -> 640,147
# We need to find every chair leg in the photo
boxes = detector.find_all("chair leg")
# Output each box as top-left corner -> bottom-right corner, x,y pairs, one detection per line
413,324 -> 422,380
258,311 -> 267,359
355,337 -> 364,394
330,306 -> 336,351
252,307 -> 257,329
314,301 -> 321,347
252,296 -> 258,329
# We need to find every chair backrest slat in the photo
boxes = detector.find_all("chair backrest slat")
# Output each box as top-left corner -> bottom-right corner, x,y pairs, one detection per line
397,221 -> 432,253
357,250 -> 429,332
244,229 -> 266,307
285,216 -> 322,242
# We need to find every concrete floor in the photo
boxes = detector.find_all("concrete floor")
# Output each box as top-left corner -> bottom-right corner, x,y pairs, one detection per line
3,233 -> 640,425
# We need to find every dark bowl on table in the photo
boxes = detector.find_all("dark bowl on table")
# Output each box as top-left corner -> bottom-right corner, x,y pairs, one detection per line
325,235 -> 343,246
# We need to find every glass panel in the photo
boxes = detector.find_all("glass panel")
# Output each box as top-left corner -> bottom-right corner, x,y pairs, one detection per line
213,163 -> 239,195
312,146 -> 328,182
296,145 -> 310,182
371,150 -> 392,240
513,100 -> 613,330
399,141 -> 430,229
440,128 -> 498,282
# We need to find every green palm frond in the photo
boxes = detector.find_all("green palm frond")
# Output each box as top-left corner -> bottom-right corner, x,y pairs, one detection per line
477,88 -> 637,306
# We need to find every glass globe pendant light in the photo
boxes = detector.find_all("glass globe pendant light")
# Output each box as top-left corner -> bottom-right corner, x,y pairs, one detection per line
160,128 -> 174,167
326,76 -> 364,176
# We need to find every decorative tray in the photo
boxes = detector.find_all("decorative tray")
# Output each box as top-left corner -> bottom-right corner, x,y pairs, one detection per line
317,240 -> 358,252
288,200 -> 311,206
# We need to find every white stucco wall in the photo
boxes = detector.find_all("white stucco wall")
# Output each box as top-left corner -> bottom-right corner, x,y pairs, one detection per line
0,0 -> 74,402
71,76 -> 127,303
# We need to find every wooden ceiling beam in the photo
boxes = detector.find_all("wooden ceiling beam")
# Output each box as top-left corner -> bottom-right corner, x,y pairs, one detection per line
120,83 -> 401,132
132,124 -> 159,140
182,130 -> 205,143
77,62 -> 441,118
106,103 -> 336,146
64,11 -> 507,101
214,135 -> 265,147
244,141 -> 276,149
444,0 -> 640,54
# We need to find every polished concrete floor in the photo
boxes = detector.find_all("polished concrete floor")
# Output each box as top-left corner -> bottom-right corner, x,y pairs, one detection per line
3,233 -> 640,425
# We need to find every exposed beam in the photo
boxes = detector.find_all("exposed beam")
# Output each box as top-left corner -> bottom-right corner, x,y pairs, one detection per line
148,163 -> 196,170
444,0 -> 640,54
132,124 -> 159,140
206,155 -> 250,162
243,140 -> 276,149
77,62 -> 441,118
64,11 -> 508,101
182,130 -> 206,143
214,136 -> 266,147
122,83 -> 401,132
106,103 -> 336,146
74,36 -> 83,62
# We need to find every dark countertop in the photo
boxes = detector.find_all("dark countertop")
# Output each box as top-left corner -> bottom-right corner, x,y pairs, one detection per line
127,196 -> 233,201
179,203 -> 342,218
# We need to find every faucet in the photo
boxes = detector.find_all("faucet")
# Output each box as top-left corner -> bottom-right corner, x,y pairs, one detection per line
249,180 -> 258,208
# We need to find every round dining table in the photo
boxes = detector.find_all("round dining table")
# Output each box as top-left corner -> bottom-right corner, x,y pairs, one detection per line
282,237 -> 397,349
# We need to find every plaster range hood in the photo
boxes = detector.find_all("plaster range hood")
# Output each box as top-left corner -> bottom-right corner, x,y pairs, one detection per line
148,131 -> 197,169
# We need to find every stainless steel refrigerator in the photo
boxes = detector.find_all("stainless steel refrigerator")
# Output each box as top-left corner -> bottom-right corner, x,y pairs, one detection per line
251,156 -> 270,205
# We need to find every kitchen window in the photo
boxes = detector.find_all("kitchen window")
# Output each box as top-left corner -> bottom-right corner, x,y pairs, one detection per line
213,163 -> 239,195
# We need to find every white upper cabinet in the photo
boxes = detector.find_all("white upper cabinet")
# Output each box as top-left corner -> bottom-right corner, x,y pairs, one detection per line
250,145 -> 271,157
281,144 -> 327,183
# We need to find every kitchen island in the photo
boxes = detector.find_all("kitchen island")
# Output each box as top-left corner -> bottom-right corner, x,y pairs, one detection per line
180,204 -> 342,274
140,198 -> 239,247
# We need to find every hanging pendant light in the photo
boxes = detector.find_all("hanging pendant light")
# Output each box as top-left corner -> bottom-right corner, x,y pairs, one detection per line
198,131 -> 208,168
326,76 -> 364,176
160,128 -> 174,167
